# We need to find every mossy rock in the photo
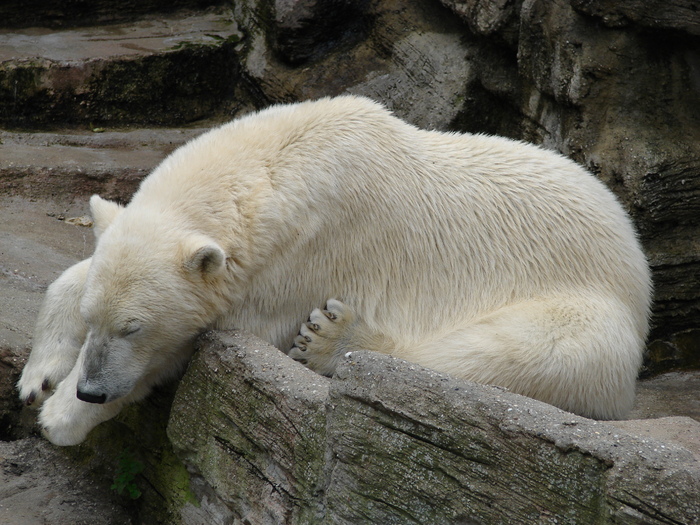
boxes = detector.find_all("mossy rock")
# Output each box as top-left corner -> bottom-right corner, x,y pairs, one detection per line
63,382 -> 196,524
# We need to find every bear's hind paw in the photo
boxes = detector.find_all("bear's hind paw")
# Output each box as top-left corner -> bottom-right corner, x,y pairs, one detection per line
288,299 -> 354,376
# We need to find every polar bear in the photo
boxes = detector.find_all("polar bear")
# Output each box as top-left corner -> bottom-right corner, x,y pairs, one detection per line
18,96 -> 651,446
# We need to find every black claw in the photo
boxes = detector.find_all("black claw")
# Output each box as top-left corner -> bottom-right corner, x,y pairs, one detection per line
26,391 -> 36,406
324,310 -> 337,321
41,379 -> 50,391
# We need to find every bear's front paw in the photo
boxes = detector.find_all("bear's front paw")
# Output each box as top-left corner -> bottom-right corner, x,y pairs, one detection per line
18,332 -> 84,408
38,385 -> 117,447
39,400 -> 91,447
289,299 -> 354,377
17,358 -> 72,408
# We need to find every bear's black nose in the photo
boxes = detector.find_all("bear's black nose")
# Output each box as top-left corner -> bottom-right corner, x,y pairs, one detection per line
76,390 -> 107,404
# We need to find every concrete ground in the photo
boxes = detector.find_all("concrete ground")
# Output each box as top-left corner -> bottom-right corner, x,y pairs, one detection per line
0,136 -> 698,523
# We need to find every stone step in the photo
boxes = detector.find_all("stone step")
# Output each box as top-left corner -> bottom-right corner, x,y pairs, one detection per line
1,0 -> 226,30
0,127 -> 206,200
0,8 -> 244,129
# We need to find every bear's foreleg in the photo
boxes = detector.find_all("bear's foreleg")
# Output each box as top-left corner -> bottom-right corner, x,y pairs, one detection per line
18,258 -> 91,408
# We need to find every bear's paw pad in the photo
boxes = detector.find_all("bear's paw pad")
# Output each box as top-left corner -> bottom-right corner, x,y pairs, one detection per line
289,299 -> 352,373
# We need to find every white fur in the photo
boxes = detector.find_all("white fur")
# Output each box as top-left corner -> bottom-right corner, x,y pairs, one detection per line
18,96 -> 651,445
18,259 -> 91,408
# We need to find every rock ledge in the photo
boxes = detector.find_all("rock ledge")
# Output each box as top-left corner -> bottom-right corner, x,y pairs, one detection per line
168,330 -> 700,524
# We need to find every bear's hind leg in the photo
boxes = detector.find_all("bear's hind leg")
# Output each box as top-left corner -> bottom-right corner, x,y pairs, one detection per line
288,299 -> 393,376
18,258 -> 91,408
402,292 -> 645,420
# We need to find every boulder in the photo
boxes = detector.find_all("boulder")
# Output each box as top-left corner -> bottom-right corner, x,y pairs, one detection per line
168,331 -> 329,524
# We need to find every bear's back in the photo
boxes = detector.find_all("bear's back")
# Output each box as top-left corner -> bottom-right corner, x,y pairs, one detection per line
129,96 -> 650,343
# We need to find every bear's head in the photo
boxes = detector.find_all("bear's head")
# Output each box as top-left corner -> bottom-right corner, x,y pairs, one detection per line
75,195 -> 230,404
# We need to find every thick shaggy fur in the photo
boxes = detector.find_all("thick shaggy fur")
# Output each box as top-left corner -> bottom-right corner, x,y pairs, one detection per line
18,96 -> 651,446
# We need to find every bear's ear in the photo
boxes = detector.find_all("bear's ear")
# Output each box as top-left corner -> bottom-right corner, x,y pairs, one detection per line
183,240 -> 226,277
90,195 -> 124,240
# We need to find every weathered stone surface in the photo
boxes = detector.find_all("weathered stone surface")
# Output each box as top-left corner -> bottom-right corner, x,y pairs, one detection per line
440,0 -> 522,45
168,331 -> 330,525
0,128 -> 204,200
610,416 -> 700,462
327,359 -> 608,523
166,332 -> 700,524
570,0 -> 700,34
0,0 -> 227,29
629,371 -> 700,422
234,0 -> 475,130
328,351 -> 700,525
272,0 -> 368,65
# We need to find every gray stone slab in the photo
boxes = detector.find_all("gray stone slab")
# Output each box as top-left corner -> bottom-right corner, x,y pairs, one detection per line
0,128 -> 205,199
630,371 -> 700,422
0,10 -> 244,128
0,195 -> 94,354
167,333 -> 700,524
0,11 -> 237,62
